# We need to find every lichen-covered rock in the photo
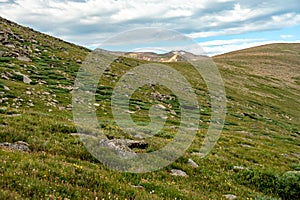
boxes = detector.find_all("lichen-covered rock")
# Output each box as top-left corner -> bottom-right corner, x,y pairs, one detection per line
0,141 -> 30,152
170,169 -> 188,177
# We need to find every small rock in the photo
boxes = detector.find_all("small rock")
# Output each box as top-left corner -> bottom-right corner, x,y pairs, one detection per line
233,166 -> 245,172
170,110 -> 177,115
191,152 -> 205,157
99,139 -> 136,159
223,194 -> 237,200
236,130 -> 253,137
58,106 -> 65,111
130,184 -> 144,189
170,169 -> 188,177
4,43 -> 15,48
4,86 -> 10,91
23,75 -> 32,84
26,91 -> 32,95
6,114 -> 22,117
1,74 -> 9,80
239,144 -> 253,148
27,102 -> 34,107
14,72 -> 32,84
157,104 -> 166,110
188,158 -> 199,168
293,153 -> 300,159
126,110 -> 136,114
0,141 -> 30,152
286,171 -> 300,174
15,141 -> 29,146
17,56 -> 31,62
281,153 -> 290,158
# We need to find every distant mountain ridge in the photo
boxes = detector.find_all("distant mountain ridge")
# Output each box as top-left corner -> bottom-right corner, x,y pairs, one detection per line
94,48 -> 208,62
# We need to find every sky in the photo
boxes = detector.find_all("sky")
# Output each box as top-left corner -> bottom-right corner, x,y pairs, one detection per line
0,0 -> 300,56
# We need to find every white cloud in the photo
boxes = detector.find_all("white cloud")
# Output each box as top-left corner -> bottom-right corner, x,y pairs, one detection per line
280,35 -> 294,39
0,0 -> 299,49
200,39 -> 300,56
200,38 -> 265,46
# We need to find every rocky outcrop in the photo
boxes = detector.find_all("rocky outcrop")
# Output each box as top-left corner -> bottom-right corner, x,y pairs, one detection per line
0,141 -> 30,152
99,139 -> 148,159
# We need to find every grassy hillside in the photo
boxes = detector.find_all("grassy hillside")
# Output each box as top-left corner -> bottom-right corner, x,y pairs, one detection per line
0,16 -> 299,199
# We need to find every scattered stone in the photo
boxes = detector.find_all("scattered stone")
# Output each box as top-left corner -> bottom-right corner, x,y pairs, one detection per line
99,139 -> 136,159
187,158 -> 199,168
66,104 -> 72,111
293,153 -> 300,159
157,104 -> 166,110
27,102 -> 34,107
239,144 -> 253,148
5,71 -> 13,77
26,91 -> 32,95
17,56 -> 31,62
58,106 -> 65,111
233,166 -> 246,172
94,103 -> 100,107
0,141 -> 30,152
127,72 -> 135,76
129,184 -> 144,189
286,171 -> 300,174
191,152 -> 205,157
1,74 -> 10,80
126,110 -> 135,114
23,75 -> 32,84
4,43 -> 15,48
38,80 -> 47,85
170,169 -> 188,177
236,130 -> 253,137
223,194 -> 237,200
97,139 -> 148,158
170,110 -> 177,115
4,86 -> 10,91
280,153 -> 290,159
6,114 -> 22,117
14,72 -> 32,84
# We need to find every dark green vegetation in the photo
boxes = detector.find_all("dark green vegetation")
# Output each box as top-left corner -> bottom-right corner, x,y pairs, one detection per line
0,16 -> 299,199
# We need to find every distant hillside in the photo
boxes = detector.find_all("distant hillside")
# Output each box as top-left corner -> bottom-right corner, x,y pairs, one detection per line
0,17 -> 299,200
214,43 -> 300,128
214,43 -> 300,84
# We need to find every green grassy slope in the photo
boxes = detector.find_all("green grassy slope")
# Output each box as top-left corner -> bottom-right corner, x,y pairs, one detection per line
0,16 -> 299,199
